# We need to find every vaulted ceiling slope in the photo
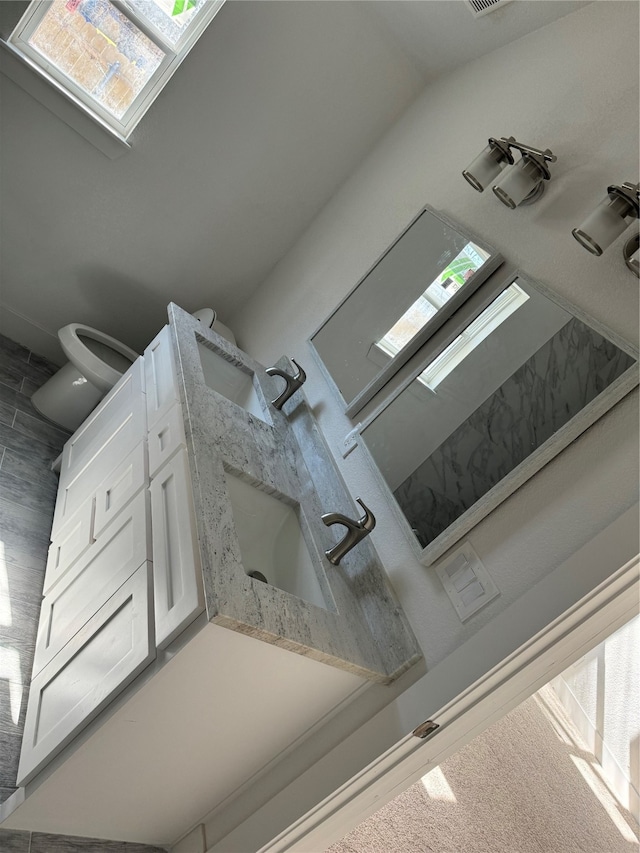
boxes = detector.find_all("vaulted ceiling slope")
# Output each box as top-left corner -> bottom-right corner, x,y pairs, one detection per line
0,0 -> 588,360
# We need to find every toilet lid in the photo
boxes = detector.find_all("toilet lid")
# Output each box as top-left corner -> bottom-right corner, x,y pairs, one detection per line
192,308 -> 215,328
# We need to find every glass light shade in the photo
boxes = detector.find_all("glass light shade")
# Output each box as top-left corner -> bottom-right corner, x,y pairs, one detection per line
623,233 -> 640,277
462,145 -> 504,192
572,195 -> 634,256
492,157 -> 544,209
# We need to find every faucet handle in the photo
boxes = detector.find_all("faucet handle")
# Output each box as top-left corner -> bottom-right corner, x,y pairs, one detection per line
322,497 -> 376,565
354,497 -> 376,532
265,358 -> 306,410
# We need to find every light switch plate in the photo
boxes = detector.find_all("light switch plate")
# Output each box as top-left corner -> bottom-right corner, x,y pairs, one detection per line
435,542 -> 499,621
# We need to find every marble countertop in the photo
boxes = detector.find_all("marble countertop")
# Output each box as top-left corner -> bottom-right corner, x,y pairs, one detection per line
167,303 -> 421,683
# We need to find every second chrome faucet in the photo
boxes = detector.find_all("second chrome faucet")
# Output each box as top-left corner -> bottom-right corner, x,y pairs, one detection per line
322,498 -> 376,565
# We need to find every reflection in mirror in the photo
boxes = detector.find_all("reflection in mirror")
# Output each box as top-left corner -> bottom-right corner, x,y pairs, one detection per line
309,207 -> 503,416
360,276 -> 638,565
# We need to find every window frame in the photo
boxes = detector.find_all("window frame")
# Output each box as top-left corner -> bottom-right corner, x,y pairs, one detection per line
8,0 -> 225,140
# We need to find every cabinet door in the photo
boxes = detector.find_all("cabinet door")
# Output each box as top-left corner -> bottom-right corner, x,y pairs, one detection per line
43,499 -> 94,595
53,359 -> 145,526
144,325 -> 179,430
17,564 -> 154,786
93,440 -> 148,538
148,401 -> 186,479
34,492 -> 151,677
150,449 -> 204,648
52,361 -> 146,536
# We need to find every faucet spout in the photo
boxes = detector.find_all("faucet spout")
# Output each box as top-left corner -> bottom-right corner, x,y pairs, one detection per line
322,497 -> 376,566
266,359 -> 306,410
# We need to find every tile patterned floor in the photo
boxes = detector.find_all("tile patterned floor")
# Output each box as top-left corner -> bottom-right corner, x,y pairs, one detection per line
0,333 -> 166,852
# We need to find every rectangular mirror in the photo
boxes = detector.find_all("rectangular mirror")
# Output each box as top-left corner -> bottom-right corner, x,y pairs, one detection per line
359,274 -> 639,566
309,206 -> 503,417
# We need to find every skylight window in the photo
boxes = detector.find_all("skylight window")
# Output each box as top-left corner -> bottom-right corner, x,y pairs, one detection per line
8,0 -> 225,139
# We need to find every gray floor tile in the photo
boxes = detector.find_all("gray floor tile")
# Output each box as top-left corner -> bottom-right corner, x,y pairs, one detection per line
0,787 -> 19,805
1,447 -> 60,491
0,469 -> 58,517
0,423 -> 60,466
3,561 -> 45,607
0,361 -> 23,393
0,827 -> 30,852
0,659 -> 31,736
0,498 -> 52,572
20,378 -> 40,399
1,595 -> 41,649
20,359 -> 59,392
0,401 -> 15,428
0,335 -> 30,365
0,382 -> 19,408
0,380 -> 62,427
13,410 -> 70,453
0,730 -> 22,787
27,351 -> 58,377
30,834 -> 168,852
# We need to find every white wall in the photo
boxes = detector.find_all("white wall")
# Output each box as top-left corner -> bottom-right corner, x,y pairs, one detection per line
230,0 -> 639,673
194,6 -> 639,843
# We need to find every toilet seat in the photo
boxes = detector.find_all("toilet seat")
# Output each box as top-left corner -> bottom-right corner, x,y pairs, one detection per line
58,324 -> 139,392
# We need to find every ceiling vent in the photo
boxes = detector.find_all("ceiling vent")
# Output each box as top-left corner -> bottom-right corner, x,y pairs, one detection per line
464,0 -> 514,18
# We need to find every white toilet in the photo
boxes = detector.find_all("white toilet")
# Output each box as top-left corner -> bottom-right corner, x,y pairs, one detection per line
192,308 -> 236,345
31,324 -> 139,431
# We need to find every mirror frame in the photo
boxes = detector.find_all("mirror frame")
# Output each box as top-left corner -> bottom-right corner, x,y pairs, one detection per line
357,271 -> 640,567
308,205 -> 504,419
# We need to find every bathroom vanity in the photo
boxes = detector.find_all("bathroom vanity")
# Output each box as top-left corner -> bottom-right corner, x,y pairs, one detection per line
1,304 -> 420,844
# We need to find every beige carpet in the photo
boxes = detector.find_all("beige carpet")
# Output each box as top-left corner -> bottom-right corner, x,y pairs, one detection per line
328,686 -> 639,853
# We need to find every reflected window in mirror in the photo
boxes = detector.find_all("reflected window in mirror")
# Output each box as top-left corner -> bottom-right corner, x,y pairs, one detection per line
359,274 -> 639,566
376,240 -> 492,360
309,207 -> 503,418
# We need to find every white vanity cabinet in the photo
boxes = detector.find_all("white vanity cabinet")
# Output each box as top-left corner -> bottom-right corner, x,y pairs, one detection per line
19,327 -> 203,787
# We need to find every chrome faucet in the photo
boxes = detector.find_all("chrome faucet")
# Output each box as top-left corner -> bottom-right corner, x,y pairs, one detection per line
322,497 -> 376,565
265,359 -> 306,410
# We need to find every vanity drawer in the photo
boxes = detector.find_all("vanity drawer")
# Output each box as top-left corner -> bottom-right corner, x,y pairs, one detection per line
34,491 -> 151,678
52,421 -> 148,537
93,440 -> 148,538
148,401 -> 186,479
18,563 -> 155,787
144,325 -> 179,430
43,499 -> 94,596
150,448 -> 204,648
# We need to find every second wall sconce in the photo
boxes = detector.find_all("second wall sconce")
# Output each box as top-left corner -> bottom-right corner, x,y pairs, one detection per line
463,136 -> 557,208
572,182 -> 639,277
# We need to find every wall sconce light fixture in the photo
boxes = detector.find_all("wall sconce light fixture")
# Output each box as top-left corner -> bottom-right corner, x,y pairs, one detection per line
572,182 -> 639,276
623,232 -> 639,278
463,137 -> 557,208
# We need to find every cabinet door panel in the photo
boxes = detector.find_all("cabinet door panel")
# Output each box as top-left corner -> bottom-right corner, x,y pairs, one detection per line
17,564 -> 154,786
44,499 -> 94,595
144,325 -> 179,430
93,441 -> 148,538
54,360 -> 146,534
34,492 -> 150,677
150,449 -> 204,648
148,402 -> 186,479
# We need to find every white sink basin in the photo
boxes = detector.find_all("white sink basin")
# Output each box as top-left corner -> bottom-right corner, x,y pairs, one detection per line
225,472 -> 331,610
198,341 -> 271,425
